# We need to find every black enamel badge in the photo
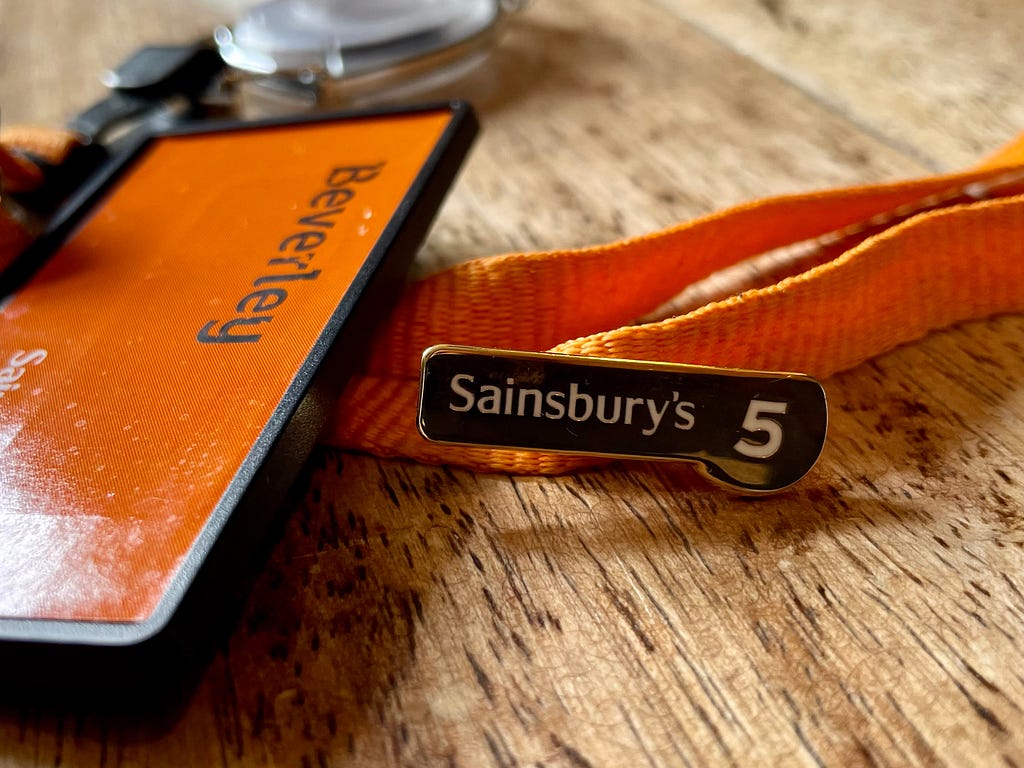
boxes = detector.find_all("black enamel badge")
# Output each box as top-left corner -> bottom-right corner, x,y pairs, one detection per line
418,345 -> 828,492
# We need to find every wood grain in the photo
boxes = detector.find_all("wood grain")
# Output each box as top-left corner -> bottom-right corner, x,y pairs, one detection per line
650,0 -> 1024,169
1,0 -> 1023,766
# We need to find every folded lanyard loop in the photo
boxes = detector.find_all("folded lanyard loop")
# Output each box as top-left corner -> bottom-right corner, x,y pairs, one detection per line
322,135 -> 1024,474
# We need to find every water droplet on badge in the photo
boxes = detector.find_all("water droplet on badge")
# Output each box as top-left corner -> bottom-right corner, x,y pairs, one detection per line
75,419 -> 87,428
362,208 -> 373,219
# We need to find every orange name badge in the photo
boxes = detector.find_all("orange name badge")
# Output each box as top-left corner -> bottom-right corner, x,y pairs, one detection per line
0,105 -> 476,674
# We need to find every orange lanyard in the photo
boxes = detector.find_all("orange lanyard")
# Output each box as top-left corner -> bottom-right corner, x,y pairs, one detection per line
325,132 -> 1024,474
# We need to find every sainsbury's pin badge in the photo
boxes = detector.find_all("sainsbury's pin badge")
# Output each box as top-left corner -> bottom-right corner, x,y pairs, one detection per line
418,345 -> 828,493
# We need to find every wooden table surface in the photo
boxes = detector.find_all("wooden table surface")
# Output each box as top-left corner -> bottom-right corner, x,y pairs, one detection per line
3,0 -> 1024,765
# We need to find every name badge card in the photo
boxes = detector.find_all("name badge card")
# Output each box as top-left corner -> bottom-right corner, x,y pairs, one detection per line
0,105 -> 476,683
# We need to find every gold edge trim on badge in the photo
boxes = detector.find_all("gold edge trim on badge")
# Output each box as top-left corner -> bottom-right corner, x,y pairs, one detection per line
419,344 -> 821,383
410,426 -> 828,494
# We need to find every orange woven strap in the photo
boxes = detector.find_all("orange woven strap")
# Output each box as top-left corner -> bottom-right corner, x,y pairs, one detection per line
0,126 -> 81,188
323,132 -> 1024,473
0,126 -> 82,269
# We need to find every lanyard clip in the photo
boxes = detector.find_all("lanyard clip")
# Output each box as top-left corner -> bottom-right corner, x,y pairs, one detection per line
10,42 -> 226,218
69,41 -> 225,151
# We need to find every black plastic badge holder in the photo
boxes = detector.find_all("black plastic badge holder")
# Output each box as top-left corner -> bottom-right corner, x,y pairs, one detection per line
0,103 -> 477,694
